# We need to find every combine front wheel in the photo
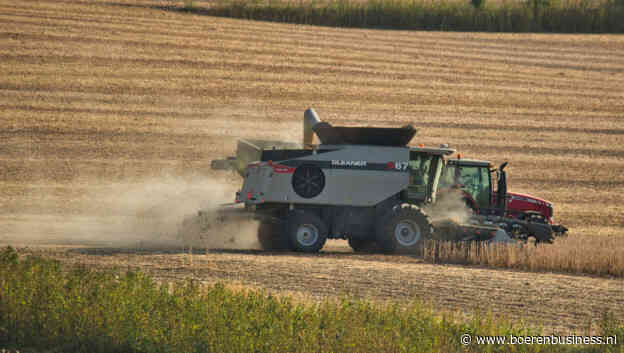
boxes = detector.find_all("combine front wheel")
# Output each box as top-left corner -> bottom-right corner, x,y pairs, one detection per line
376,206 -> 432,254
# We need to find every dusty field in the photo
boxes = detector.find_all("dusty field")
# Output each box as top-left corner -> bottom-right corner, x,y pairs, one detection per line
1,0 -> 623,335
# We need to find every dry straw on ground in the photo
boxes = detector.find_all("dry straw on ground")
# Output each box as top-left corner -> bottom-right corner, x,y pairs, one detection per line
424,235 -> 624,277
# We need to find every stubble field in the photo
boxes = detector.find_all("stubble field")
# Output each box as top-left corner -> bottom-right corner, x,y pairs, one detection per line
1,0 -> 623,334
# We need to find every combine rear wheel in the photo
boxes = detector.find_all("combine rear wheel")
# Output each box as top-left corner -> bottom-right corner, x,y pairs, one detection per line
257,221 -> 290,251
286,211 -> 328,253
376,206 -> 432,254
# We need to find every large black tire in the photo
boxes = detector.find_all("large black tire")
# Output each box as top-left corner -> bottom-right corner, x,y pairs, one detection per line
518,211 -> 547,224
376,206 -> 432,254
257,221 -> 290,251
285,211 -> 328,253
348,238 -> 378,253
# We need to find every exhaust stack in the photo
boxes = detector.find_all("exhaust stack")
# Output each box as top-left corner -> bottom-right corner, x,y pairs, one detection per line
303,108 -> 344,145
303,108 -> 321,147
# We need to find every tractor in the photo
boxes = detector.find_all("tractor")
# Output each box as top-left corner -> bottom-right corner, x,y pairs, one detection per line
439,157 -> 568,243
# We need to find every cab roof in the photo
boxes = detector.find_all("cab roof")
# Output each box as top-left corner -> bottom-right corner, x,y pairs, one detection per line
410,146 -> 456,156
447,158 -> 491,167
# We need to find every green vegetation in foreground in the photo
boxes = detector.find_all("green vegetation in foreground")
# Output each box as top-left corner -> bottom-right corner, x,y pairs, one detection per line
0,247 -> 622,353
180,0 -> 624,33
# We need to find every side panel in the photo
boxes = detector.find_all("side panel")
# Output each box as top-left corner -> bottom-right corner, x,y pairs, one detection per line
323,168 -> 407,206
243,146 -> 410,207
240,164 -> 273,202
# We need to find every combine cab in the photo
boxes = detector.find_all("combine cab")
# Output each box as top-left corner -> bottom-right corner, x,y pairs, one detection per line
203,108 -> 517,253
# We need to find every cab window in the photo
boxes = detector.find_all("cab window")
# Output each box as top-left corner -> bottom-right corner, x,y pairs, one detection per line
409,154 -> 433,186
459,166 -> 491,209
439,164 -> 457,189
407,152 -> 436,200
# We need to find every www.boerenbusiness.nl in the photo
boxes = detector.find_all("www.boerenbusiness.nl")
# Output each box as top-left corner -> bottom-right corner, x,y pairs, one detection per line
461,334 -> 618,345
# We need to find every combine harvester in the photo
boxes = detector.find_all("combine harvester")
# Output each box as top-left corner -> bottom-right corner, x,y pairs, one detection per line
188,108 -> 566,253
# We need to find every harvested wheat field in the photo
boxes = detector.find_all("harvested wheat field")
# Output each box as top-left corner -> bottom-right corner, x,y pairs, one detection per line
1,0 -> 623,335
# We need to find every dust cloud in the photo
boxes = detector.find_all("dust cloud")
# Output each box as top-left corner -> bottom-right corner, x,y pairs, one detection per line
207,102 -> 303,145
423,189 -> 473,225
9,175 -> 261,250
